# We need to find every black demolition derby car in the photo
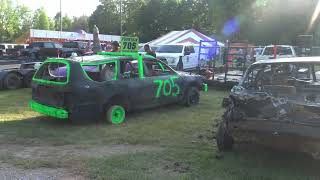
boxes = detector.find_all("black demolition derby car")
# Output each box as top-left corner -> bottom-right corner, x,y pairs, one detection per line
217,57 -> 320,158
30,52 -> 208,124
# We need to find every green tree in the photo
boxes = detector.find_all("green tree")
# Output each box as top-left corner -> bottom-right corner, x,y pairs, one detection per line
71,16 -> 89,32
62,15 -> 72,31
33,7 -> 50,30
53,12 -> 61,31
0,0 -> 32,42
89,1 -> 120,35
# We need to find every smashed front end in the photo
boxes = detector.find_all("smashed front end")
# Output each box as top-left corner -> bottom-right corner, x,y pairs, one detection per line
218,61 -> 320,157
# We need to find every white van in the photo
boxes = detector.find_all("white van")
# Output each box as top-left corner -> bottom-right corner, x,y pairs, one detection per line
256,45 -> 296,60
156,43 -> 198,70
0,43 -> 28,56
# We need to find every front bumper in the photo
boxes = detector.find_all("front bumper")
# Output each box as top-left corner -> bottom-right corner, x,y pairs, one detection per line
29,100 -> 68,119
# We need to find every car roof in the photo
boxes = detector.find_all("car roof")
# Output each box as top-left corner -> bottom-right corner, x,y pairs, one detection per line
166,43 -> 196,46
69,54 -> 156,64
253,57 -> 320,65
264,45 -> 293,48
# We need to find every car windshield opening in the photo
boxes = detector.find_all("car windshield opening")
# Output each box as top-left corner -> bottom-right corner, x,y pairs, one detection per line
156,45 -> 183,53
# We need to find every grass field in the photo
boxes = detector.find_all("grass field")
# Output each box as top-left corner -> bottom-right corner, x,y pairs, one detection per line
0,89 -> 320,179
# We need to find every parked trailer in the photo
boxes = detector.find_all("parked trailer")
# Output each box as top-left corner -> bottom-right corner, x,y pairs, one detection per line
0,62 -> 41,90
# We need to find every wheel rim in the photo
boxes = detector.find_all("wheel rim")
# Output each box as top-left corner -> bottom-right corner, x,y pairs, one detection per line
111,106 -> 125,124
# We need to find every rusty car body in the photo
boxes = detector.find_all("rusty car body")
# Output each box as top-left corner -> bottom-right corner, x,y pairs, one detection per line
217,57 -> 320,158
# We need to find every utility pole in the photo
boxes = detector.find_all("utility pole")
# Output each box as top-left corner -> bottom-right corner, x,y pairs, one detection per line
120,0 -> 123,36
60,0 -> 62,40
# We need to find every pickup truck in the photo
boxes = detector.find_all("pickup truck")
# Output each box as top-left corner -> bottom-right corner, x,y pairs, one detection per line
25,41 -> 85,60
256,45 -> 296,61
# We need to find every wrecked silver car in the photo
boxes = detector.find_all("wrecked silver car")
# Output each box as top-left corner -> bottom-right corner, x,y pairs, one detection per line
217,57 -> 320,158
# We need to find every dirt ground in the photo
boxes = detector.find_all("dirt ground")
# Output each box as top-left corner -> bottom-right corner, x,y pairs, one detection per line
0,144 -> 162,179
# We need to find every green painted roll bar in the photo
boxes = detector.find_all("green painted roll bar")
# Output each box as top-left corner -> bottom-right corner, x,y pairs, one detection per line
98,51 -> 144,79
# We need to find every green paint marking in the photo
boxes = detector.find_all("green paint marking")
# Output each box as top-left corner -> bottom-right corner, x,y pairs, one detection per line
120,36 -> 139,52
111,106 -> 125,124
32,58 -> 70,86
203,83 -> 208,92
138,54 -> 144,79
163,79 -> 172,96
170,76 -> 180,96
154,79 -> 163,98
29,100 -> 68,119
153,76 -> 181,98
97,51 -> 145,79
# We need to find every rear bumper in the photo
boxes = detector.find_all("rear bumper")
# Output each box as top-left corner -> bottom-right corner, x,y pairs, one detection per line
29,100 -> 68,119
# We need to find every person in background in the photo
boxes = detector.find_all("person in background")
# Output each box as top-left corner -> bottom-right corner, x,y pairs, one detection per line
111,41 -> 120,52
144,44 -> 156,58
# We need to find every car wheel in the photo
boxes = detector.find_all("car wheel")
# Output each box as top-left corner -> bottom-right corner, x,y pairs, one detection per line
106,105 -> 126,124
216,122 -> 234,151
23,72 -> 34,88
184,87 -> 200,106
3,73 -> 22,90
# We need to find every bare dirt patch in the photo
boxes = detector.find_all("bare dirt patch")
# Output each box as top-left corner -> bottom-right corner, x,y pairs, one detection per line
0,144 -> 162,179
12,144 -> 161,159
0,163 -> 85,180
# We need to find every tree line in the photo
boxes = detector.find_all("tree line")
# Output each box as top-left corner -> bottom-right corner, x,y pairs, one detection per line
1,0 -> 320,45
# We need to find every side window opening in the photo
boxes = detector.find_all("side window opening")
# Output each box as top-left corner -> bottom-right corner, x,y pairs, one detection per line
82,62 -> 117,82
143,60 -> 175,77
34,62 -> 68,83
44,43 -> 54,48
119,60 -> 139,79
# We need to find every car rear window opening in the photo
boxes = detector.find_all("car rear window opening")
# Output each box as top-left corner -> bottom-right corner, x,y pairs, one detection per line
34,62 -> 69,84
82,62 -> 117,82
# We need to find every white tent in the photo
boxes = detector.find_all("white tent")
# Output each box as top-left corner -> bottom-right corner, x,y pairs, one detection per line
148,29 -> 224,61
147,29 -> 224,47
30,29 -> 120,42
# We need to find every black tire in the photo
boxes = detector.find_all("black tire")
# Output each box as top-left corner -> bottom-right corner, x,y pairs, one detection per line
184,87 -> 200,106
3,73 -> 22,90
106,105 -> 126,124
23,72 -> 34,88
216,122 -> 234,151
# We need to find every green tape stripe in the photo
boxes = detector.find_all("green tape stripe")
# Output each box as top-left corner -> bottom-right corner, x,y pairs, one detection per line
138,54 -> 144,79
29,100 -> 68,119
32,58 -> 70,86
98,51 -> 140,59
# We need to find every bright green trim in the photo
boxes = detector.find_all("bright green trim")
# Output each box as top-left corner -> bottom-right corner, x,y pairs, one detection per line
120,36 -> 139,52
170,76 -> 180,96
154,79 -> 163,98
203,83 -> 208,92
153,76 -> 181,98
29,100 -> 68,119
97,52 -> 145,79
110,106 -> 125,124
81,60 -> 119,81
157,62 -> 165,71
97,51 -> 140,58
137,54 -> 144,79
32,58 -> 70,86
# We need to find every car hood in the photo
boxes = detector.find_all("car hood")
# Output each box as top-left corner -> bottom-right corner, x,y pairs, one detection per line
156,53 -> 183,58
61,48 -> 79,52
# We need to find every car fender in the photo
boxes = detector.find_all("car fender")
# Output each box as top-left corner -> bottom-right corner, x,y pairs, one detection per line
0,70 -> 8,89
180,75 -> 203,96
